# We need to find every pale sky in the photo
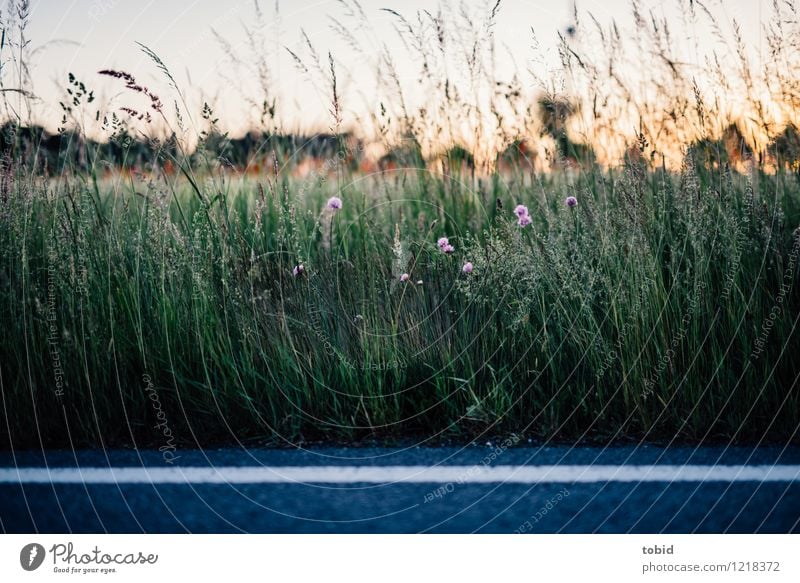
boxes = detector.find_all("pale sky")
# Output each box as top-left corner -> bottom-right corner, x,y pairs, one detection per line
18,0 -> 770,145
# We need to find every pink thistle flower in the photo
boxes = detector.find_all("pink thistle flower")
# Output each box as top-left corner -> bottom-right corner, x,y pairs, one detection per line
292,264 -> 304,277
565,196 -> 578,208
443,244 -> 455,254
437,236 -> 450,250
399,273 -> 410,282
462,262 -> 473,274
513,204 -> 529,218
326,196 -> 343,211
518,214 -> 532,227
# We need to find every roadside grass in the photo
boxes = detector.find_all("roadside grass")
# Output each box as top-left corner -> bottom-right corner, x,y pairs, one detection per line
1,158 -> 798,449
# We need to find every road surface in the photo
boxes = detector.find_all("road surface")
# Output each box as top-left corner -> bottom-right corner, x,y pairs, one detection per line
1,444 -> 798,533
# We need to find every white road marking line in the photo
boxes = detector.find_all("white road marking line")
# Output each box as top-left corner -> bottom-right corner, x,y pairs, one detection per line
0,465 -> 798,484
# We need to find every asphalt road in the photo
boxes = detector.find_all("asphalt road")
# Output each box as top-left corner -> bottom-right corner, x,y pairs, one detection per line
1,445 -> 798,533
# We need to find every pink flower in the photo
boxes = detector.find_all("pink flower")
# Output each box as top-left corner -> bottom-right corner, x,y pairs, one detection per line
326,196 -> 343,211
292,264 -> 304,277
514,203 -> 532,227
399,273 -> 410,282
565,196 -> 578,208
462,262 -> 473,274
437,237 -> 455,253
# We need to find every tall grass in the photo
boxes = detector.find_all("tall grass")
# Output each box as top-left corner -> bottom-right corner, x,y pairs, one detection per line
1,156 -> 798,448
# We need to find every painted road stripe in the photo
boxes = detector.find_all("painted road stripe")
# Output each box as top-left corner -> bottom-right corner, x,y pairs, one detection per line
0,465 -> 799,484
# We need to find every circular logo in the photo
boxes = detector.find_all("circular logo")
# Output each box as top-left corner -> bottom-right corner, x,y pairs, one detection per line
20,543 -> 46,571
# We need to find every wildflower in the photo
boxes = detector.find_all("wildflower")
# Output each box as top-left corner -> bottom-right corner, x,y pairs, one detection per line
400,273 -> 410,282
292,264 -> 304,277
326,196 -> 343,211
565,196 -> 578,208
514,203 -> 532,227
416,280 -> 423,285
462,262 -> 473,274
437,236 -> 455,253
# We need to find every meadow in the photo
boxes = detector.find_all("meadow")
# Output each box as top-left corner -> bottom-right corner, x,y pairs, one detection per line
0,0 -> 799,449
1,151 -> 798,448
